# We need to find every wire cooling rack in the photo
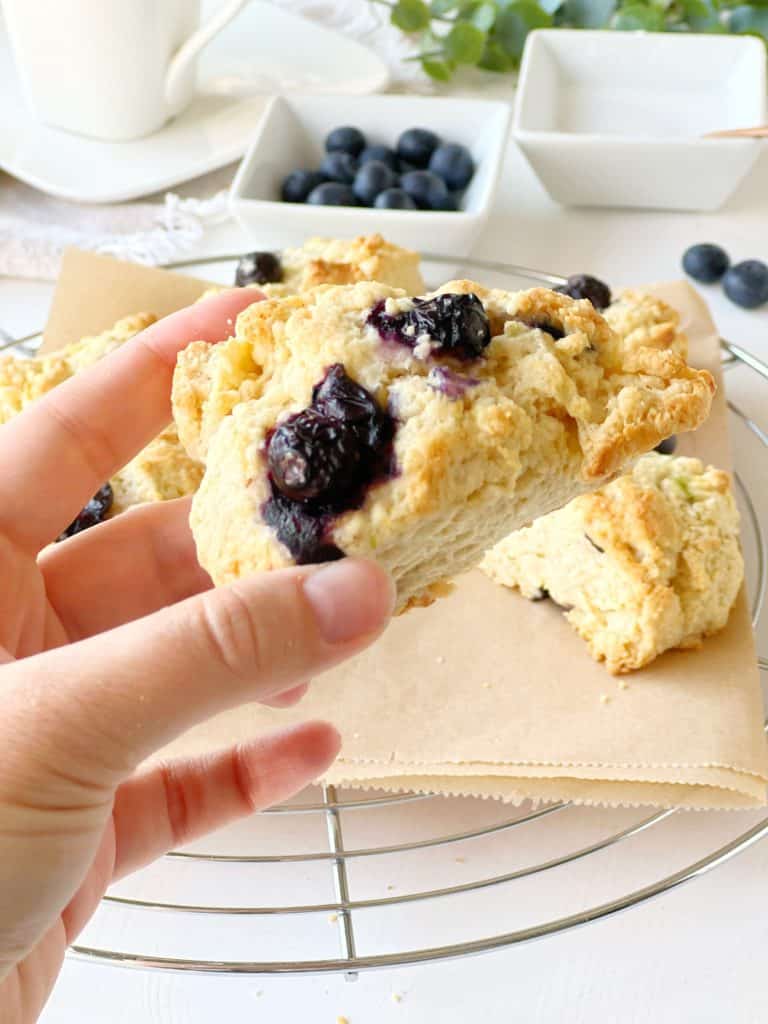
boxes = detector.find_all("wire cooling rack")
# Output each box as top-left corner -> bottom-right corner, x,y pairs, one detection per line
4,254 -> 767,978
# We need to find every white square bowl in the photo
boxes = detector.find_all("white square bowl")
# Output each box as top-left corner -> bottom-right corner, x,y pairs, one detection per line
513,30 -> 767,211
230,94 -> 511,254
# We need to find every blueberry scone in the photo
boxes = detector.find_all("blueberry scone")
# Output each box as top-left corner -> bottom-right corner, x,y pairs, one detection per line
0,315 -> 203,518
208,233 -> 425,300
481,453 -> 743,673
175,279 -> 715,612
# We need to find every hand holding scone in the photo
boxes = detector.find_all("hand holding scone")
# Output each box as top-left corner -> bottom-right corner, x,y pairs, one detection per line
0,294 -> 394,1024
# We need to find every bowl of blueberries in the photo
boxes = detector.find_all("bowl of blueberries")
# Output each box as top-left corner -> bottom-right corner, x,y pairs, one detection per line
230,94 -> 511,254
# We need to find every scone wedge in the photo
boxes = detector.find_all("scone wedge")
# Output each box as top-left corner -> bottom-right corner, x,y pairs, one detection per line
481,453 -> 744,673
174,280 -> 715,613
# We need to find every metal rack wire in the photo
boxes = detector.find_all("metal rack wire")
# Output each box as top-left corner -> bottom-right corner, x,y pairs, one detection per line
5,255 -> 767,978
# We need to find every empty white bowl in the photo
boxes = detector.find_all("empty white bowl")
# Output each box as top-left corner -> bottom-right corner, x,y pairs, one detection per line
513,30 -> 767,211
230,94 -> 511,254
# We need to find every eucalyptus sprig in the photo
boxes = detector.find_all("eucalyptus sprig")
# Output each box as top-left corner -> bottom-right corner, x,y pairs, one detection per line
372,0 -> 768,80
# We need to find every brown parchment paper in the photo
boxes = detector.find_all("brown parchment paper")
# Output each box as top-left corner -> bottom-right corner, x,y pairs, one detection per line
44,250 -> 768,809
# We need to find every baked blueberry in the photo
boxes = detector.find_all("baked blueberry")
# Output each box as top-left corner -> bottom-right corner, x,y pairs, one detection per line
428,143 -> 474,191
682,243 -> 730,284
654,435 -> 677,455
58,482 -> 113,541
319,151 -> 358,185
306,182 -> 358,207
368,292 -> 491,361
400,170 -> 449,210
235,251 -> 283,287
723,260 -> 768,309
280,169 -> 326,203
325,125 -> 366,157
374,188 -> 417,210
396,127 -> 441,168
524,320 -> 565,341
554,274 -> 612,311
359,145 -> 399,172
264,364 -> 395,564
353,160 -> 397,206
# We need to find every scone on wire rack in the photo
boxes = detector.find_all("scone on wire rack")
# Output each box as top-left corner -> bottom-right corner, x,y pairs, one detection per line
0,314 -> 203,518
204,233 -> 425,301
174,279 -> 715,613
481,453 -> 744,673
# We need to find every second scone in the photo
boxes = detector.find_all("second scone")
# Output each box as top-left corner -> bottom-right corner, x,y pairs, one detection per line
176,280 -> 714,612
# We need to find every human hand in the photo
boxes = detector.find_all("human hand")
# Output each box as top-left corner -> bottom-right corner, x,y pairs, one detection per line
0,292 -> 394,1023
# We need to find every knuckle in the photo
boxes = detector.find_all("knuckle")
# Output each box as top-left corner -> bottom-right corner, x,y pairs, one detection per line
158,760 -> 192,847
197,586 -> 266,681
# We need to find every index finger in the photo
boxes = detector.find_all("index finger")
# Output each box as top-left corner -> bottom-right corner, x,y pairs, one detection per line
0,290 -> 258,552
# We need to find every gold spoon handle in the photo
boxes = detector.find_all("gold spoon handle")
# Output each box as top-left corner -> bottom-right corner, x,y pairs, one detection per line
703,125 -> 768,139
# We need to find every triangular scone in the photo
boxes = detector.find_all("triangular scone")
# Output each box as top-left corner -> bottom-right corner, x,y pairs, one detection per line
481,453 -> 743,673
176,280 -> 714,612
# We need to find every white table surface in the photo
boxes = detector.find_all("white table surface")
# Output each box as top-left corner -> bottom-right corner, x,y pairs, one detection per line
2,131 -> 768,1024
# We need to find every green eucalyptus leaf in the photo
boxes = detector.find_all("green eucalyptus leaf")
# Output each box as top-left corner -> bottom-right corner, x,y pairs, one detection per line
538,0 -> 566,13
430,0 -> 461,13
610,3 -> 666,29
495,2 -> 553,59
471,1 -> 499,29
560,0 -> 616,27
679,0 -> 719,28
445,20 -> 488,60
479,38 -> 517,67
726,2 -> 768,34
392,0 -> 432,31
422,58 -> 455,78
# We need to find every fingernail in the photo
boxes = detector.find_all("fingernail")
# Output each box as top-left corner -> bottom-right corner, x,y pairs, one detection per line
303,559 -> 395,645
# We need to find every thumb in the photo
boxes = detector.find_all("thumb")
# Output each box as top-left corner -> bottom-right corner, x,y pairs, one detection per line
3,558 -> 394,791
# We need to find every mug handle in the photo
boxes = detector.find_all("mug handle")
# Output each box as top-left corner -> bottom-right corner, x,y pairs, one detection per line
165,0 -> 248,110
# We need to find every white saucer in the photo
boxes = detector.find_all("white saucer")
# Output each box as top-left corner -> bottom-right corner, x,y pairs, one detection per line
0,2 -> 389,204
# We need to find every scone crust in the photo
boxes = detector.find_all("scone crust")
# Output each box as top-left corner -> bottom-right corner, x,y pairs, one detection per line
481,453 -> 744,673
181,280 -> 714,612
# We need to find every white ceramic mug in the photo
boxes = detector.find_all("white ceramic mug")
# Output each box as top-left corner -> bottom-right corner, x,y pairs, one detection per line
2,0 -> 247,141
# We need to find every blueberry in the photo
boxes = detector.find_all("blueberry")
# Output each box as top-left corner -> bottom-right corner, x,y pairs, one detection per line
235,251 -> 283,287
396,127 -> 441,169
325,125 -> 366,157
353,160 -> 397,206
654,435 -> 677,455
432,190 -> 459,212
58,483 -> 113,541
554,274 -> 612,311
319,151 -> 358,184
723,260 -> 768,309
359,145 -> 399,172
523,320 -> 565,341
428,143 -> 474,191
682,243 -> 730,284
306,182 -> 358,207
368,292 -> 491,361
400,170 -> 449,210
263,364 -> 395,565
280,169 -> 326,203
374,188 -> 417,210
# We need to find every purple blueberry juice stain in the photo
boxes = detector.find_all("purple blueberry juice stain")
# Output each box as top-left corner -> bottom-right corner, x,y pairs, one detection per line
263,364 -> 395,564
427,366 -> 479,399
367,292 -> 491,362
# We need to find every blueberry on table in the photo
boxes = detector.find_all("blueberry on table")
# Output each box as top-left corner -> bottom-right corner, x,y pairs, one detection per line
306,182 -> 358,207
374,188 -> 417,210
353,160 -> 397,206
235,251 -> 283,286
723,260 -> 768,309
396,127 -> 441,169
359,145 -> 400,172
57,483 -> 113,541
428,143 -> 474,191
682,243 -> 730,284
319,150 -> 358,185
654,435 -> 677,455
400,170 -> 449,210
325,125 -> 366,157
281,169 -> 326,203
554,274 -> 612,311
